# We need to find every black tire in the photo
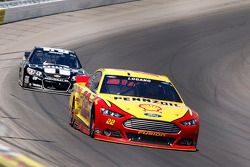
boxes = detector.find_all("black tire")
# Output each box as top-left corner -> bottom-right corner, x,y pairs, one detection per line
20,74 -> 28,88
69,98 -> 76,127
18,67 -> 25,88
18,79 -> 23,87
89,106 -> 95,138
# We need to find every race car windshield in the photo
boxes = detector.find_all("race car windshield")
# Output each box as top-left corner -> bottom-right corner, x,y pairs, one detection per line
29,49 -> 82,69
100,75 -> 182,102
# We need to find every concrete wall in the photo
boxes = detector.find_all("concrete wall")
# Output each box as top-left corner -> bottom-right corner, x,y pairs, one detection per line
0,0 -> 136,24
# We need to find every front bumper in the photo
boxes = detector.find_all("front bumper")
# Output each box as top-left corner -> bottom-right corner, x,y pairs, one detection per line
94,113 -> 199,151
23,74 -> 73,93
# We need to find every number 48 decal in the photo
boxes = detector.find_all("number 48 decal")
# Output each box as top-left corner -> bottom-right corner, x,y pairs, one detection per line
106,118 -> 115,125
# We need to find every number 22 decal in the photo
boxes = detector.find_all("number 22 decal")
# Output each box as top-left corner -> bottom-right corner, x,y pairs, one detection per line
106,118 -> 115,125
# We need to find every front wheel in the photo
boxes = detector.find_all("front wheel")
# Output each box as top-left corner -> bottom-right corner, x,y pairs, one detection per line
89,111 -> 95,138
69,99 -> 76,128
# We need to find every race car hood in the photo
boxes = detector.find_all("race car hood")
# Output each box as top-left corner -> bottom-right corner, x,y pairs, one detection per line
99,94 -> 188,122
43,63 -> 71,75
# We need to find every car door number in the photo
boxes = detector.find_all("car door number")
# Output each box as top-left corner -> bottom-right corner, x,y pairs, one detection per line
106,118 -> 115,125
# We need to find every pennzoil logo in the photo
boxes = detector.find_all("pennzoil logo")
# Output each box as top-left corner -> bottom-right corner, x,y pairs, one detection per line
114,96 -> 180,107
138,131 -> 166,137
139,104 -> 162,113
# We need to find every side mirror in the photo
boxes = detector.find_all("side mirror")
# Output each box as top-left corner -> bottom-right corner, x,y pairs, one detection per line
76,75 -> 90,86
24,52 -> 31,59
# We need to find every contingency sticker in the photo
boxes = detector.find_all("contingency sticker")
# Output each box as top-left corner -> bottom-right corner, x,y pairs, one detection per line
59,69 -> 70,76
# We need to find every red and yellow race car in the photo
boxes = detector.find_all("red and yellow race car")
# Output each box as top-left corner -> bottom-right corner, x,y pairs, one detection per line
69,68 -> 199,151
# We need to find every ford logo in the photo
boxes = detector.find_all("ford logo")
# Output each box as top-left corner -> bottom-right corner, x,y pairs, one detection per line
144,113 -> 162,118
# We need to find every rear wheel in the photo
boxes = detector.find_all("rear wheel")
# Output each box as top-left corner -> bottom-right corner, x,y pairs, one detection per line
89,107 -> 95,138
70,98 -> 76,128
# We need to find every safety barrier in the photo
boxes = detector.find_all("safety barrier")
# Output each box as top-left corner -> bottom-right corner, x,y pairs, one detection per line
0,0 -> 58,9
0,0 -> 136,24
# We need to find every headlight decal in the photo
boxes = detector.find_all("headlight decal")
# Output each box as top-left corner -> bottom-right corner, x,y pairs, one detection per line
101,108 -> 124,118
27,68 -> 42,77
27,67 -> 36,75
181,119 -> 197,126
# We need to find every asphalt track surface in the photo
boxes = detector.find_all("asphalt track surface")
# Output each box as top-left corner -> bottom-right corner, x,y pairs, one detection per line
1,2 -> 250,167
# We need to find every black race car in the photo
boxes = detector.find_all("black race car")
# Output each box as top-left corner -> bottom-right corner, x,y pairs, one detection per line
18,47 -> 87,93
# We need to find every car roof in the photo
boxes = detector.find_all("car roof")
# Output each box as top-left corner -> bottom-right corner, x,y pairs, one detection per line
36,46 -> 74,54
97,68 -> 170,82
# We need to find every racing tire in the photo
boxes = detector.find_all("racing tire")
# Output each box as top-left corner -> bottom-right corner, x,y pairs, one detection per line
69,98 -> 76,128
89,107 -> 95,138
18,79 -> 23,87
22,80 -> 28,88
20,75 -> 28,88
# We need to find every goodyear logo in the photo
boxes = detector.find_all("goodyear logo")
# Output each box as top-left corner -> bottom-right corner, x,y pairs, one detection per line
0,9 -> 5,25
138,131 -> 166,137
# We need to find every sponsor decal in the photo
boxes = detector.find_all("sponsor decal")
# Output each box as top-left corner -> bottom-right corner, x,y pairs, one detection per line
139,104 -> 162,117
59,69 -> 70,76
43,64 -> 70,70
144,113 -> 162,118
114,96 -> 179,107
128,77 -> 151,82
139,104 -> 162,113
43,47 -> 70,54
45,77 -> 67,82
138,131 -> 166,137
54,74 -> 61,78
44,67 -> 56,74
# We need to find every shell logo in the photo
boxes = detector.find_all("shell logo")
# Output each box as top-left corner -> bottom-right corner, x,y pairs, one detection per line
139,104 -> 162,113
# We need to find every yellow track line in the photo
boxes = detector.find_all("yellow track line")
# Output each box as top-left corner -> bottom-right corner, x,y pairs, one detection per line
0,144 -> 44,167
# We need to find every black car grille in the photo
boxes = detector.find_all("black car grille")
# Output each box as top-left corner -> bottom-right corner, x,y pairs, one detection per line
123,119 -> 181,134
45,73 -> 69,80
126,133 -> 175,146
